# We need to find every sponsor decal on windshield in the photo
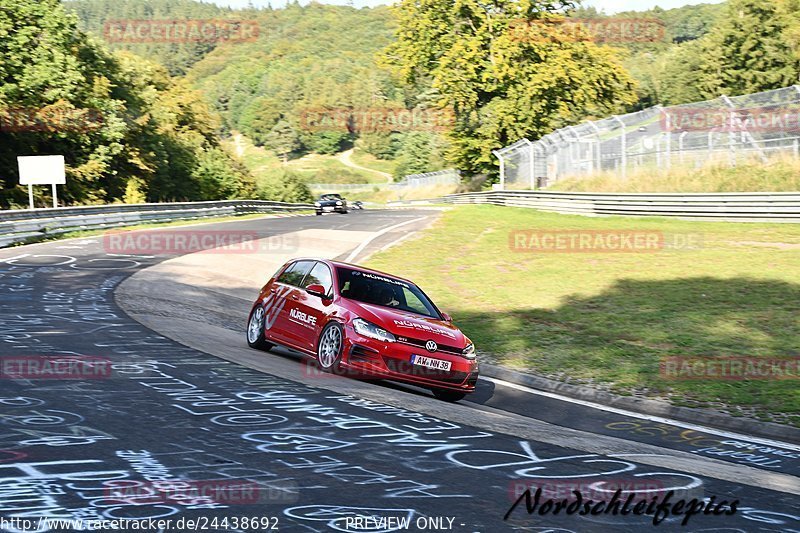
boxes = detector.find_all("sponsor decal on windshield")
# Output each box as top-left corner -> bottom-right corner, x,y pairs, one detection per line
354,271 -> 411,290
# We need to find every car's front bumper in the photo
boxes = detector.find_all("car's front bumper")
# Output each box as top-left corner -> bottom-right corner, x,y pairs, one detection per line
341,324 -> 479,392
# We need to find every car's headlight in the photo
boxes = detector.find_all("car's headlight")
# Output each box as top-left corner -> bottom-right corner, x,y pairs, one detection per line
336,201 -> 343,206
353,318 -> 396,343
314,202 -> 321,207
462,343 -> 476,359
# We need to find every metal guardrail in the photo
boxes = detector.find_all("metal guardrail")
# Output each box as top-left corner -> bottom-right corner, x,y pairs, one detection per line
393,190 -> 800,222
0,200 -> 313,248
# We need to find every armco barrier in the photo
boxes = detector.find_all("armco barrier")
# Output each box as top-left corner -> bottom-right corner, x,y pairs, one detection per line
434,190 -> 800,221
0,200 -> 313,248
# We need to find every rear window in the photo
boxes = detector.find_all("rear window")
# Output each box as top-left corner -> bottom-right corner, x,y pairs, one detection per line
336,267 -> 440,319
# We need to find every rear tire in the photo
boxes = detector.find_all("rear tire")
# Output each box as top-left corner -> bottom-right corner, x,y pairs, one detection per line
317,322 -> 344,373
246,305 -> 274,351
316,211 -> 322,216
432,389 -> 466,403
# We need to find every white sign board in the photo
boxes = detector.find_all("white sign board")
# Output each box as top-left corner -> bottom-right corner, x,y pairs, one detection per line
18,155 -> 66,185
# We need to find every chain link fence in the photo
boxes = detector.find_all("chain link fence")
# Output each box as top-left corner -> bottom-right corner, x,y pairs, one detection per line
309,169 -> 460,192
497,85 -> 800,189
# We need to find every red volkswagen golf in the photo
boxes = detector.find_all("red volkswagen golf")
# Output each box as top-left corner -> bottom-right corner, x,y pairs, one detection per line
246,259 -> 478,401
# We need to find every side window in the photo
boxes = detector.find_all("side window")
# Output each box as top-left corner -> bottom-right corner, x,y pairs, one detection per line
402,287 -> 429,315
305,262 -> 333,295
276,261 -> 314,287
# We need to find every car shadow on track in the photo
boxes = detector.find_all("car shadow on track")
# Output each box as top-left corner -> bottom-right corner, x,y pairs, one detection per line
262,343 -> 462,402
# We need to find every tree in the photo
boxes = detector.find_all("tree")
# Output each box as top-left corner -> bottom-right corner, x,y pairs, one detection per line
265,120 -> 301,163
254,169 -> 312,202
393,132 -> 446,179
383,0 -> 637,177
305,131 -> 349,154
0,0 -> 253,207
697,0 -> 800,98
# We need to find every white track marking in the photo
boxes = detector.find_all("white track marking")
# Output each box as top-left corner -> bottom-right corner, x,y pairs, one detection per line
482,376 -> 800,452
0,254 -> 31,263
344,216 -> 428,263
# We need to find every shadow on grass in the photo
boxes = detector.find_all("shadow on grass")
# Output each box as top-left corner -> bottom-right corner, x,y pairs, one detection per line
456,277 -> 800,421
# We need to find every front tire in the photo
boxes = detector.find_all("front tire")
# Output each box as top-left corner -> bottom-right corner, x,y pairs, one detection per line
246,305 -> 274,351
432,389 -> 466,403
317,322 -> 344,372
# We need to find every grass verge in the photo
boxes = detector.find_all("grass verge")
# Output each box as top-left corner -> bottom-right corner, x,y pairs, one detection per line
549,156 -> 800,193
366,205 -> 800,425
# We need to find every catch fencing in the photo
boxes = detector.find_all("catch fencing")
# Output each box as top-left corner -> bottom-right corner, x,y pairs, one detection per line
308,169 -> 460,192
497,86 -> 800,188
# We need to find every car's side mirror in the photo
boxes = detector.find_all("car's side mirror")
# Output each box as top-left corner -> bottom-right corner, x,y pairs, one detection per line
441,312 -> 452,322
306,284 -> 329,299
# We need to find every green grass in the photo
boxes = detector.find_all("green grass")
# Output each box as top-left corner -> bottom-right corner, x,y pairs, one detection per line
349,148 -> 398,176
550,156 -> 800,193
366,205 -> 800,425
285,153 -> 384,184
223,135 -> 388,184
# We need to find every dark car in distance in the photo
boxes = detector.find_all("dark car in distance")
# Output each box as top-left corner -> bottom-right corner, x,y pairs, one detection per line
315,193 -> 348,215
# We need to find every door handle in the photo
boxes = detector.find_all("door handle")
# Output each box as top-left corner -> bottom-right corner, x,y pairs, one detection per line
291,294 -> 299,300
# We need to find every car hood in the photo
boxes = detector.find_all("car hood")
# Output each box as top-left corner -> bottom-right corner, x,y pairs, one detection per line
348,301 -> 465,346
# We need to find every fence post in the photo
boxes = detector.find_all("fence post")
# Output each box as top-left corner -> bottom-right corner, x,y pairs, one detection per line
658,106 -> 671,170
522,139 -> 535,189
679,131 -> 687,164
493,150 -> 505,190
721,95 -> 736,167
612,115 -> 626,179
588,121 -> 602,173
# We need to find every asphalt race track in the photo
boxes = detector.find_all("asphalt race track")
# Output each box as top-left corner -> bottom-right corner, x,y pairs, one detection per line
0,209 -> 798,533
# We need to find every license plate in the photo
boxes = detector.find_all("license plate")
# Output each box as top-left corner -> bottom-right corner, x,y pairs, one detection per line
411,355 -> 451,371
323,206 -> 334,211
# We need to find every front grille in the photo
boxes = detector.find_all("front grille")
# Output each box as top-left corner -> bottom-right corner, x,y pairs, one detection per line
396,336 -> 463,356
383,358 -> 468,384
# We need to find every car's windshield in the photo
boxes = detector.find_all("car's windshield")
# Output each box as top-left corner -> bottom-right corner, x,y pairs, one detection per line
336,267 -> 440,319
319,194 -> 342,201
